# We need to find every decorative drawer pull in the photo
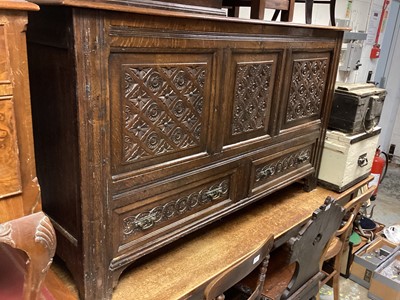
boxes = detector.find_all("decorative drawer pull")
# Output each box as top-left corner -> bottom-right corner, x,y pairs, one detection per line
297,154 -> 310,163
260,167 -> 275,177
205,187 -> 224,200
134,214 -> 157,230
358,154 -> 368,167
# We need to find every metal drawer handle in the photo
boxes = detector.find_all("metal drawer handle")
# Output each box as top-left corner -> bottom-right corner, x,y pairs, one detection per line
134,214 -> 157,230
297,153 -> 310,163
358,154 -> 368,167
260,167 -> 275,177
205,187 -> 224,200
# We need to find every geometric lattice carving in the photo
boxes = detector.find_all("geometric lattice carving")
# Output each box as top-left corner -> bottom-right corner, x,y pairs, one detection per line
286,59 -> 328,122
232,62 -> 273,135
122,179 -> 229,238
123,63 -> 206,162
255,147 -> 312,183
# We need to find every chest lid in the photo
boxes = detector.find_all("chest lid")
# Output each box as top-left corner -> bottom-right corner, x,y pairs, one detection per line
335,83 -> 386,98
325,127 -> 381,145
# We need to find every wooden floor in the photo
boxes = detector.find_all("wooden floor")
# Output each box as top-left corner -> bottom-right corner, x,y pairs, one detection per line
43,262 -> 79,300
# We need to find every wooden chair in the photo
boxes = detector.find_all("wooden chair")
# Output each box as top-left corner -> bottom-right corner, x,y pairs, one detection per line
320,185 -> 376,300
204,234 -> 274,300
0,212 -> 56,300
273,0 -> 336,25
222,0 -> 295,21
235,196 -> 345,300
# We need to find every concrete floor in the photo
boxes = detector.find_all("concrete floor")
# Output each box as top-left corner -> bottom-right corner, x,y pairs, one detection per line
320,163 -> 400,300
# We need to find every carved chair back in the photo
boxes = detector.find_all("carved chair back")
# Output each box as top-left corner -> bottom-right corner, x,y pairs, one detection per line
280,196 -> 345,299
320,185 -> 376,300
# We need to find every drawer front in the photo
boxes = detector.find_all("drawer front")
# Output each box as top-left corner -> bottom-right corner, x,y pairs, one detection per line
0,24 -> 21,198
0,100 -> 22,198
111,164 -> 241,268
0,24 -> 12,94
250,144 -> 315,196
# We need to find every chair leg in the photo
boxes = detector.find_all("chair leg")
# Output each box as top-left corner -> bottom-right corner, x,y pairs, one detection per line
227,6 -> 240,17
272,10 -> 280,21
250,0 -> 265,19
332,248 -> 343,300
330,0 -> 336,26
305,0 -> 313,24
281,0 -> 295,22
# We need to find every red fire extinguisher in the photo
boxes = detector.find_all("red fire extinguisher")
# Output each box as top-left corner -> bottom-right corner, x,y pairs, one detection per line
369,147 -> 388,200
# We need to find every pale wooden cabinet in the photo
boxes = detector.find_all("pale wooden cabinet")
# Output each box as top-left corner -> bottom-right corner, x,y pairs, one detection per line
0,0 -> 40,221
0,3 -> 56,300
27,2 -> 344,299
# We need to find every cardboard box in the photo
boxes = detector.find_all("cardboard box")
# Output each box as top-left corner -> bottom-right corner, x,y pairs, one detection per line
368,251 -> 400,300
350,237 -> 398,288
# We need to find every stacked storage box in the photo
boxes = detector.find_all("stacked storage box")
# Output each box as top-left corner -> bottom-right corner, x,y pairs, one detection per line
319,127 -> 380,192
368,250 -> 400,300
350,237 -> 399,288
318,83 -> 386,191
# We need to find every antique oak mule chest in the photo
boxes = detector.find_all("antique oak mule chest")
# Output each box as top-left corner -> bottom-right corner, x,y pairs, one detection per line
26,2 -> 344,299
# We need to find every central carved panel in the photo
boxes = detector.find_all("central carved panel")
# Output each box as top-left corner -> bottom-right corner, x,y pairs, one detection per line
122,64 -> 206,163
232,62 -> 273,135
286,58 -> 328,123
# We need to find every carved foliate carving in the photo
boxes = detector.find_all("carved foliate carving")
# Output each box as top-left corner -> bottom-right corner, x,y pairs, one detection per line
34,215 -> 57,273
0,222 -> 15,247
232,62 -> 272,135
286,59 -> 328,122
255,148 -> 312,182
122,180 -> 229,238
122,64 -> 206,163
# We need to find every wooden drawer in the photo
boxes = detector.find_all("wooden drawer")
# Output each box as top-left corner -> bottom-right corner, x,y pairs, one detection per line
110,163 -> 241,269
249,143 -> 316,196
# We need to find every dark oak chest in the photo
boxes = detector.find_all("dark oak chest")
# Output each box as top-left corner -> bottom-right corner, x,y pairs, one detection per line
27,3 -> 344,299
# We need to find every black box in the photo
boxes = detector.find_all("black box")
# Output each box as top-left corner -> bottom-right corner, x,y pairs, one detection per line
329,83 -> 386,134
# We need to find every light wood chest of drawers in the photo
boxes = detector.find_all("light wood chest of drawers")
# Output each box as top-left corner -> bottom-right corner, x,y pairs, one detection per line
27,2 -> 344,299
0,0 -> 40,221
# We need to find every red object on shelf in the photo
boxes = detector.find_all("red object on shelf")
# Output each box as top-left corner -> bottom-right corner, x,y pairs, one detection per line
370,45 -> 381,58
369,148 -> 386,198
370,0 -> 390,59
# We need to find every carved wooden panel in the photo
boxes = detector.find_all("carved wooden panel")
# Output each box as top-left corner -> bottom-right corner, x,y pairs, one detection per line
250,143 -> 315,195
112,171 -> 234,265
255,147 -> 312,186
122,179 -> 229,239
225,53 -> 277,145
110,53 -> 212,173
0,100 -> 22,198
283,52 -> 331,129
232,62 -> 273,135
